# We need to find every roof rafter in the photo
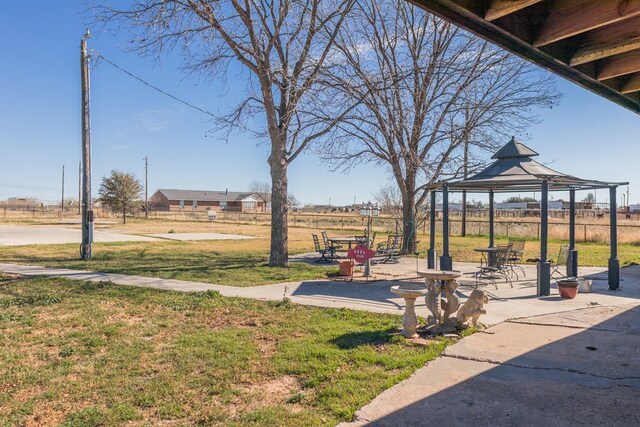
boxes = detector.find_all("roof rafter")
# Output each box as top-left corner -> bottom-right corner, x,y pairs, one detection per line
598,49 -> 640,80
533,0 -> 640,47
569,15 -> 640,66
621,72 -> 640,93
484,0 -> 543,21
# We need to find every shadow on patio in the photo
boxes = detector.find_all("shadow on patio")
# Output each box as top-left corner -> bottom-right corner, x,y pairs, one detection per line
341,302 -> 640,426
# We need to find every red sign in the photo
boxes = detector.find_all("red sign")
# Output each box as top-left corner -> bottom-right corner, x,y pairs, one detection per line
347,244 -> 376,264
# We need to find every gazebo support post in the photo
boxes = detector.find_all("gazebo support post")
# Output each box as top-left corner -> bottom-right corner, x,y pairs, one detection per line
440,185 -> 452,270
537,181 -> 551,296
568,189 -> 578,277
609,186 -> 620,290
488,190 -> 495,247
461,190 -> 467,237
428,190 -> 437,269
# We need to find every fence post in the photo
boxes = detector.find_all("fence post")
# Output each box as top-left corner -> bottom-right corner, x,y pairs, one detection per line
537,223 -> 540,240
584,224 -> 587,242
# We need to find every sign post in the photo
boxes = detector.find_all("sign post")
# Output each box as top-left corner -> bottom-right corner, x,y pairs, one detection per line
359,202 -> 380,277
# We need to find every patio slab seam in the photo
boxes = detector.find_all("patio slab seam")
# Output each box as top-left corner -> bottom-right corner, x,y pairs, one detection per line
440,352 -> 640,383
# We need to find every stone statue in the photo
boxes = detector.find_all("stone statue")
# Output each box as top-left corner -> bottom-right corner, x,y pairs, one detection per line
456,290 -> 489,327
424,279 -> 441,326
440,280 -> 460,321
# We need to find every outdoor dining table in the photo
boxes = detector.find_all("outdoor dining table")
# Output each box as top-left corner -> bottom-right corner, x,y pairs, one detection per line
329,236 -> 366,250
474,247 -> 501,268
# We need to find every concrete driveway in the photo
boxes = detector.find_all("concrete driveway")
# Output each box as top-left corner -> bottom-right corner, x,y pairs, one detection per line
0,225 -> 158,246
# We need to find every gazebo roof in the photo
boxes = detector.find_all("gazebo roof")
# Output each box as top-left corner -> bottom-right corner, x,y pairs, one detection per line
433,137 -> 627,192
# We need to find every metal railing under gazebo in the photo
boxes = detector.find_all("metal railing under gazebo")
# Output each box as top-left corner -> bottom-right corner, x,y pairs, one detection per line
428,137 -> 628,295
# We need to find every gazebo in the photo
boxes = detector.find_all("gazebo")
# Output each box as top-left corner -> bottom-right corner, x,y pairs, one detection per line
427,137 -> 628,295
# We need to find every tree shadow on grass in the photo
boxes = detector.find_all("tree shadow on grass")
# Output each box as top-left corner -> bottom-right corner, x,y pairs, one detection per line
330,328 -> 398,349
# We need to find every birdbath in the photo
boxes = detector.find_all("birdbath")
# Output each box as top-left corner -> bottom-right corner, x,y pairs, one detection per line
390,285 -> 428,338
417,269 -> 463,331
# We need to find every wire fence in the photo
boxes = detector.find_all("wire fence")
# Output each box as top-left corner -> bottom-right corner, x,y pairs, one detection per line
3,205 -> 640,244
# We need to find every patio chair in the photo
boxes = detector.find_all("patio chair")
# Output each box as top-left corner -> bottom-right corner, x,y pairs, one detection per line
321,231 -> 341,253
550,244 -> 570,279
507,238 -> 526,280
475,244 -> 513,289
369,231 -> 377,249
374,234 -> 402,264
355,235 -> 369,246
312,234 -> 333,263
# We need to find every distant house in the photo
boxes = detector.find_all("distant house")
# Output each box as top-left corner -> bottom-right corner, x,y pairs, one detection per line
150,189 -> 265,213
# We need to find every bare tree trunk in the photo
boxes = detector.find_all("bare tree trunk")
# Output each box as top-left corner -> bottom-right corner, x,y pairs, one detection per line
269,147 -> 289,267
123,207 -> 126,224
399,179 -> 416,254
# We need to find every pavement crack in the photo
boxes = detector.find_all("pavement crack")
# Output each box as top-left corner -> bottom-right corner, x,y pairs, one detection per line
505,319 -> 640,335
442,353 -> 640,382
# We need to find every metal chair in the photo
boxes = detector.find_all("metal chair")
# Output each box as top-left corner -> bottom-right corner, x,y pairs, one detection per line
321,231 -> 341,252
475,244 -> 513,289
312,234 -> 333,263
374,234 -> 402,264
551,244 -> 570,279
507,238 -> 526,280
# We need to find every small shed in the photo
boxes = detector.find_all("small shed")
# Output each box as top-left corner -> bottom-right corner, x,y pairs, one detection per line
428,137 -> 628,294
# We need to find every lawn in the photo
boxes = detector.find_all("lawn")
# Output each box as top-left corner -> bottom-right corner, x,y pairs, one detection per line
0,241 -> 337,287
0,274 -> 449,426
1,220 -> 639,288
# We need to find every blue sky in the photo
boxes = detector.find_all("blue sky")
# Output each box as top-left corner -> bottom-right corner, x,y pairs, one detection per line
1,1 -> 638,206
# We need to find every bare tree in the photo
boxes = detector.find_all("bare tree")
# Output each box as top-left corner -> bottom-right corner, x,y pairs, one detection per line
94,0 -> 356,266
287,193 -> 299,209
374,184 -> 402,219
321,0 -> 561,252
248,181 -> 272,212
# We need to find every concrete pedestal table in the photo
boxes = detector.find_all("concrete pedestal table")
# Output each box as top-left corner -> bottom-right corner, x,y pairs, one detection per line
417,269 -> 463,330
390,285 -> 428,338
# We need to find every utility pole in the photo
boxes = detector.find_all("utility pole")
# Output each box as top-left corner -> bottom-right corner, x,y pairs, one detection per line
627,186 -> 630,208
144,156 -> 149,218
80,30 -> 93,260
61,165 -> 65,213
78,161 -> 81,215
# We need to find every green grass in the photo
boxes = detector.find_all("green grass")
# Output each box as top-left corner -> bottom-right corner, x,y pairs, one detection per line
0,274 -> 449,426
0,241 -> 336,287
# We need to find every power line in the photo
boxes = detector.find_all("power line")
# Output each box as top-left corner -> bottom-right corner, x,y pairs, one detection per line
90,49 -> 216,118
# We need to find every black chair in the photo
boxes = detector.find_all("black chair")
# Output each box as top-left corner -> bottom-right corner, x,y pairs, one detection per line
374,234 -> 402,264
312,234 -> 333,263
475,244 -> 513,289
507,239 -> 526,280
321,231 -> 341,253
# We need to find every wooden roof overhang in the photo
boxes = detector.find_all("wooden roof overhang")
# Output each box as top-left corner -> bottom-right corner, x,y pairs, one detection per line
410,0 -> 640,114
